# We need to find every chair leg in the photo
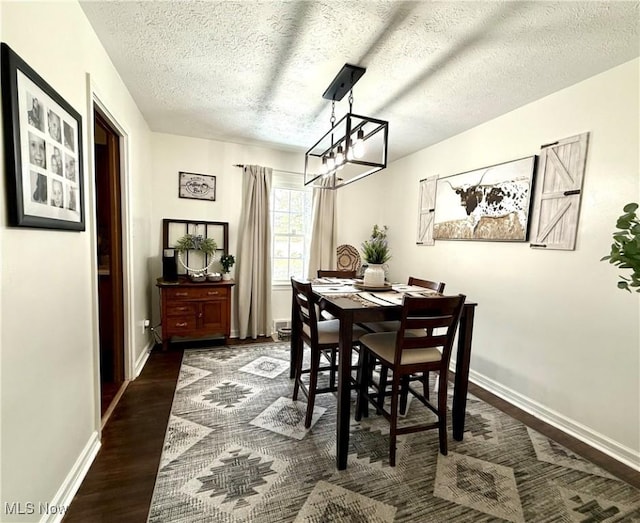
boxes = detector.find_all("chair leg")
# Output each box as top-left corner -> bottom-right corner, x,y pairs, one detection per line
377,363 -> 388,414
400,375 -> 410,415
389,373 -> 401,467
358,348 -> 369,418
355,348 -> 369,422
292,342 -> 304,401
437,371 -> 448,455
423,371 -> 430,401
305,348 -> 320,429
329,348 -> 337,390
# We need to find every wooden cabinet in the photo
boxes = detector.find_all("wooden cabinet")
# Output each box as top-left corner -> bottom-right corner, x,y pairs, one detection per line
157,277 -> 235,350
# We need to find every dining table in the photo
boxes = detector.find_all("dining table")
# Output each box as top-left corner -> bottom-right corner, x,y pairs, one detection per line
289,278 -> 478,470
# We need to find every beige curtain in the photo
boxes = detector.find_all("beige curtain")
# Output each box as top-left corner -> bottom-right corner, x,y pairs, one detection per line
307,177 -> 337,278
237,165 -> 272,339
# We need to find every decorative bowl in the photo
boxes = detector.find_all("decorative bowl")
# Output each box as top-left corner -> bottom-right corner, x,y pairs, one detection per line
189,273 -> 206,283
207,272 -> 222,282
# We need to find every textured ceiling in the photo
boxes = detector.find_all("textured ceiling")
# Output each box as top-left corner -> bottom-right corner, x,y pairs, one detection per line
80,1 -> 639,163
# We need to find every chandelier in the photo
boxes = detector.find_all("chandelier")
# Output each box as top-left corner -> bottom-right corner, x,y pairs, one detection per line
304,64 -> 389,190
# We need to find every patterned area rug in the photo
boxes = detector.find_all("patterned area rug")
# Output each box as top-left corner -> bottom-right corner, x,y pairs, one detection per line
148,342 -> 639,522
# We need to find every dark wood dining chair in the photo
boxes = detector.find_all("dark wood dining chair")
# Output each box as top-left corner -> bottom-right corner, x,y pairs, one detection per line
360,277 -> 446,408
361,276 -> 445,334
290,278 -> 367,428
355,294 -> 466,466
317,269 -> 357,278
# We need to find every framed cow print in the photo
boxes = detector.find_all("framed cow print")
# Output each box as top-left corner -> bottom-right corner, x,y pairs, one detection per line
434,156 -> 537,241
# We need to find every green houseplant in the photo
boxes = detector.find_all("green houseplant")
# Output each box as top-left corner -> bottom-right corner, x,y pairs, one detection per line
361,225 -> 390,286
175,234 -> 217,277
601,203 -> 640,293
220,254 -> 235,280
361,224 -> 391,264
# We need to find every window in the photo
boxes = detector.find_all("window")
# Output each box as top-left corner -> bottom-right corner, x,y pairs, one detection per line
270,174 -> 313,284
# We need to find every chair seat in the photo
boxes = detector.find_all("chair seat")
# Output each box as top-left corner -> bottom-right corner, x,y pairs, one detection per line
360,331 -> 442,366
304,319 -> 367,344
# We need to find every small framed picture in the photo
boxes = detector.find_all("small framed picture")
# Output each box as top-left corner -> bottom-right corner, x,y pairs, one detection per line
1,43 -> 84,230
179,171 -> 216,201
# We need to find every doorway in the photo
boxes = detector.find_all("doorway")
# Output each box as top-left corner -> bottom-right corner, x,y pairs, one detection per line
94,109 -> 125,420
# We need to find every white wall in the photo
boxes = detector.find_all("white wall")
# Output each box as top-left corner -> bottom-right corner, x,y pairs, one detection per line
0,5 -> 636,519
149,133 -> 301,335
0,2 -> 155,520
338,59 -> 640,466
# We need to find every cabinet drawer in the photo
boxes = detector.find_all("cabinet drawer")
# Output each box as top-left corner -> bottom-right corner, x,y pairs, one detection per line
189,287 -> 229,300
164,286 -> 228,301
165,316 -> 197,333
164,288 -> 198,300
166,303 -> 197,316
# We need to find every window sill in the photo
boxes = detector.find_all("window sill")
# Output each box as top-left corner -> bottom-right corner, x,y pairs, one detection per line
272,282 -> 292,290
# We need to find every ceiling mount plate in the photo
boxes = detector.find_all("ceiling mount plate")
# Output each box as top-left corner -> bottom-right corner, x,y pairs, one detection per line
322,63 -> 366,101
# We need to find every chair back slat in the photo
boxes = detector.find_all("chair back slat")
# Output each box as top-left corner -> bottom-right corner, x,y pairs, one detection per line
408,276 -> 446,293
401,335 -> 449,350
405,315 -> 453,330
291,278 -> 319,343
394,295 -> 466,366
317,269 -> 356,278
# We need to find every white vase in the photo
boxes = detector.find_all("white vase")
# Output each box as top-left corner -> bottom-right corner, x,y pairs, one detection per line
363,264 -> 385,286
222,272 -> 231,281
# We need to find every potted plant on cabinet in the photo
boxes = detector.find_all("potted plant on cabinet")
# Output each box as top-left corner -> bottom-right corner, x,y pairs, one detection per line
361,224 -> 390,286
601,202 -> 640,293
220,254 -> 235,281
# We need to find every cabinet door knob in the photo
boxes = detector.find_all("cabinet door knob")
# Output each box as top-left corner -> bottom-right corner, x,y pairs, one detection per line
198,312 -> 203,318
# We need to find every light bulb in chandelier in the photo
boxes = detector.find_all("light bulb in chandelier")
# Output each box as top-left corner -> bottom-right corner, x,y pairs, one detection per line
335,145 -> 344,166
352,128 -> 365,159
346,139 -> 355,161
327,151 -> 336,170
320,156 -> 328,174
353,128 -> 364,159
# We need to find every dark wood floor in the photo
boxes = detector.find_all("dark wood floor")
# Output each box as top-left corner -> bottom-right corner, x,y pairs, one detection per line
63,338 -> 639,522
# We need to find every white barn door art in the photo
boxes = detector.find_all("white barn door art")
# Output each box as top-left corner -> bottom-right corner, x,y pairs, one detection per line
529,132 -> 589,251
417,175 -> 438,246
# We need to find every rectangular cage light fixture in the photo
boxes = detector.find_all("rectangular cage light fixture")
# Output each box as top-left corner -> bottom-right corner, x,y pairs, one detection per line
304,64 -> 389,190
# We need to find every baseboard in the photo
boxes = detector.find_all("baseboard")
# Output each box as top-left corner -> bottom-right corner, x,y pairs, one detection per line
468,368 -> 640,472
134,339 -> 154,378
40,431 -> 101,523
229,330 -> 275,340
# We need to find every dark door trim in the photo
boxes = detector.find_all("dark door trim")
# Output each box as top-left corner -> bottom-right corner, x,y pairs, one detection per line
95,109 -> 124,381
90,91 -> 134,429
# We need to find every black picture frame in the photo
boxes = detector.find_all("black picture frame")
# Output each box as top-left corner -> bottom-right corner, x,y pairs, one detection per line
178,171 -> 216,201
1,43 -> 84,230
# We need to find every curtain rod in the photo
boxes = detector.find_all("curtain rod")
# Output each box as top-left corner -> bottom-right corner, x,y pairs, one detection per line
233,164 -> 304,176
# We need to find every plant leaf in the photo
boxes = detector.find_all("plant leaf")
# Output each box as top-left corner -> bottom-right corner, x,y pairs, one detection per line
617,281 -> 631,291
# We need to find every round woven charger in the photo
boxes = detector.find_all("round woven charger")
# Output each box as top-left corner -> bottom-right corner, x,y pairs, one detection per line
336,244 -> 361,272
